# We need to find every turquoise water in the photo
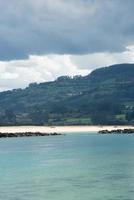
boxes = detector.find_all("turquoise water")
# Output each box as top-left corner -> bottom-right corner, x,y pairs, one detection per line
0,133 -> 134,200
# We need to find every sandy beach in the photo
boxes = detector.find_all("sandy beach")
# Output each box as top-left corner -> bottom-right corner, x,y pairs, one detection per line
0,125 -> 134,133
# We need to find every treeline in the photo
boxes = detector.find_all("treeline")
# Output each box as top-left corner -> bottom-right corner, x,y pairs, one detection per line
0,99 -> 134,126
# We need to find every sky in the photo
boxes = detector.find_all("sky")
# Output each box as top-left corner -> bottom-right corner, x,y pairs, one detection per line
0,0 -> 134,91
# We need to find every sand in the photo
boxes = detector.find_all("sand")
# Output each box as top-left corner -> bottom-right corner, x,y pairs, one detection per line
0,125 -> 134,133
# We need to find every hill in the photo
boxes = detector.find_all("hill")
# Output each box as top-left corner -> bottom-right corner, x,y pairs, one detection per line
1,63 -> 134,125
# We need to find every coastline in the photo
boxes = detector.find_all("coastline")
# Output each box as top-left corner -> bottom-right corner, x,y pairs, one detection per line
0,125 -> 134,134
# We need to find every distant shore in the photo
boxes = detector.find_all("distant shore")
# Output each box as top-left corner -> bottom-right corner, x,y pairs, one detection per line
0,125 -> 134,134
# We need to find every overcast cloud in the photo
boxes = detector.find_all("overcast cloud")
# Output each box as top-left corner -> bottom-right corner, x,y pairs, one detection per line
0,0 -> 134,90
0,0 -> 134,59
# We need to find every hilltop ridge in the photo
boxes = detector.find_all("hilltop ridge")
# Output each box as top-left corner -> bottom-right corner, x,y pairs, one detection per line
0,63 -> 134,125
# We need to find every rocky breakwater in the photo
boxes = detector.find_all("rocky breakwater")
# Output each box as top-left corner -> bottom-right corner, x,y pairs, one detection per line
98,129 -> 134,134
0,132 -> 63,138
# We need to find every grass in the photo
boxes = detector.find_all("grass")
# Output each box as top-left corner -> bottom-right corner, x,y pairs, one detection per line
116,114 -> 126,120
63,117 -> 92,125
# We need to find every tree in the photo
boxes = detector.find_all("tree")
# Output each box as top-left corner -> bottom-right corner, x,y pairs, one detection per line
5,109 -> 16,123
29,110 -> 49,125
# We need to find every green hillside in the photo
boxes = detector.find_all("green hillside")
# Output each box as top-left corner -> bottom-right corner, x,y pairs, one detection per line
1,63 -> 134,125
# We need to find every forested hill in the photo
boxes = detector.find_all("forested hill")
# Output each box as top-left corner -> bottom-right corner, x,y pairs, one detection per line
1,63 -> 134,125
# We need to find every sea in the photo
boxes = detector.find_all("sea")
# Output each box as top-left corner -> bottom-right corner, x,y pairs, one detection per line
0,132 -> 134,200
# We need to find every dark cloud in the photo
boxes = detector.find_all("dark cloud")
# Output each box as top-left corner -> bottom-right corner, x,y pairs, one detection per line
0,0 -> 134,60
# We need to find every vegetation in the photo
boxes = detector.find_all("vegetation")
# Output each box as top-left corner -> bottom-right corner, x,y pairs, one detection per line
1,63 -> 134,125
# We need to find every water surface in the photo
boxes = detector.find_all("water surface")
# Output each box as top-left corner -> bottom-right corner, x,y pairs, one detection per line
0,133 -> 134,200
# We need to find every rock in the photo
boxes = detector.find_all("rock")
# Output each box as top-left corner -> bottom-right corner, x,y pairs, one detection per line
0,132 -> 63,138
98,129 -> 134,134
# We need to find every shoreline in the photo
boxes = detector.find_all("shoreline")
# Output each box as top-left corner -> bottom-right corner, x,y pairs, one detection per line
0,125 -> 134,133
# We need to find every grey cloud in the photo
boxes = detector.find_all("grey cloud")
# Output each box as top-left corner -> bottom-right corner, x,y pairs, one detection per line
0,0 -> 134,60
